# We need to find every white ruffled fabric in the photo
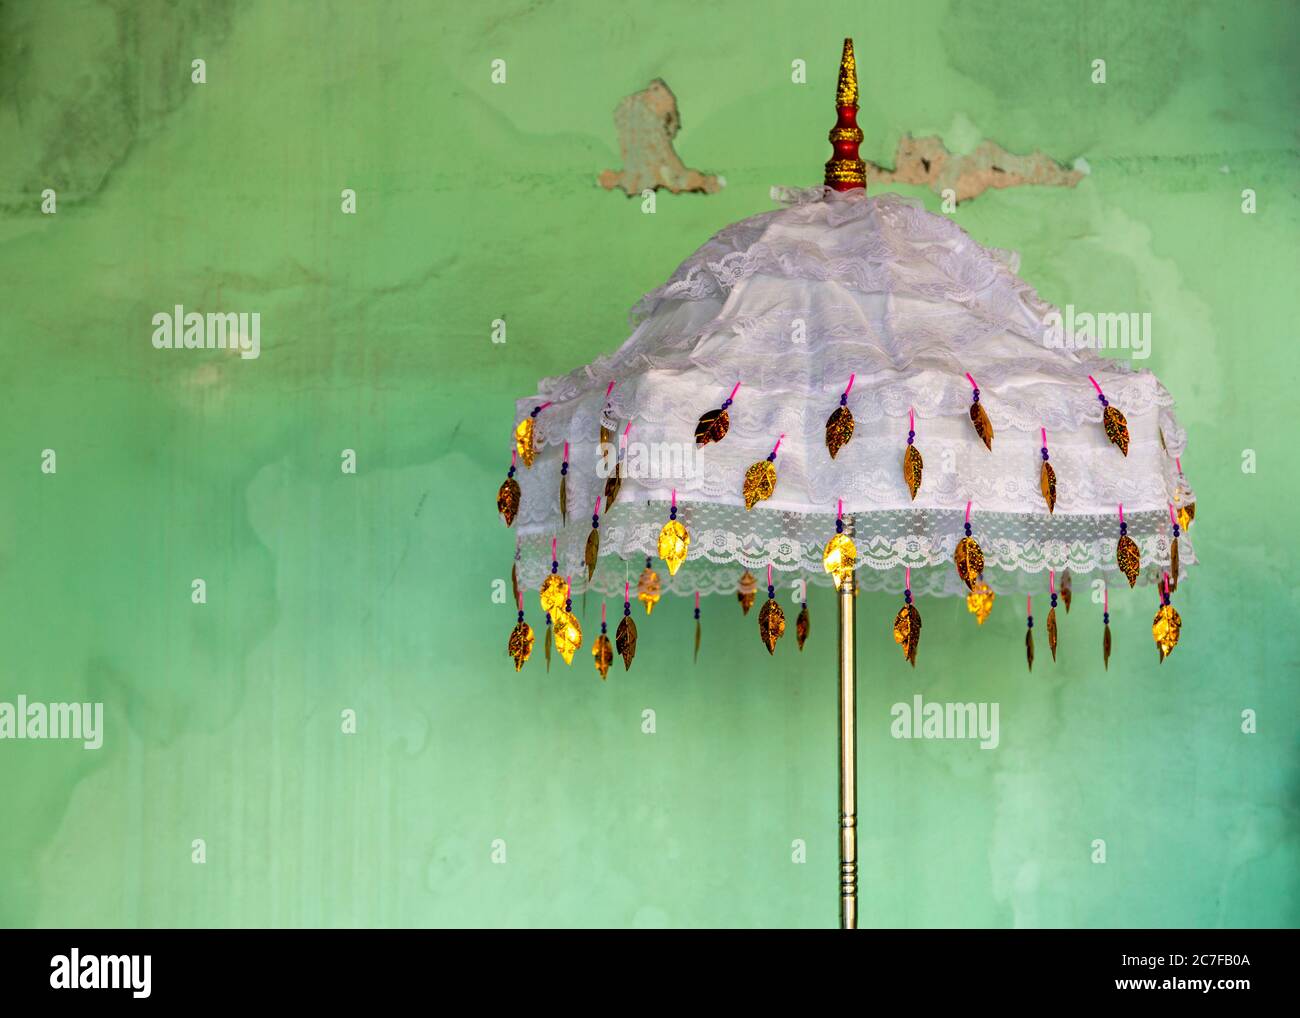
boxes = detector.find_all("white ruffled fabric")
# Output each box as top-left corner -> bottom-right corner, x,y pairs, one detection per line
510,186 -> 1196,599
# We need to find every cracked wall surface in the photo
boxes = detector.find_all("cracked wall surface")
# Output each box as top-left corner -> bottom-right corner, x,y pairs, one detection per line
0,0 -> 1297,928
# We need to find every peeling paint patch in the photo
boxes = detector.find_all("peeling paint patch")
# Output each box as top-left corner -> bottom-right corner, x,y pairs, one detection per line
868,133 -> 1084,203
598,79 -> 722,197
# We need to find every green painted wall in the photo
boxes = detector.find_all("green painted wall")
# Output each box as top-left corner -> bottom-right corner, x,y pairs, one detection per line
1,0 -> 1296,928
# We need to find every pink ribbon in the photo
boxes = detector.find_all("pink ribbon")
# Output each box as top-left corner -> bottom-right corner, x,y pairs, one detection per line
695,591 -> 700,610
1087,375 -> 1103,397
728,382 -> 741,402
562,441 -> 569,462
837,498 -> 843,521
904,566 -> 911,592
965,501 -> 972,525
1118,503 -> 1125,525
845,373 -> 856,396
1049,569 -> 1056,595
965,372 -> 978,391
771,434 -> 785,457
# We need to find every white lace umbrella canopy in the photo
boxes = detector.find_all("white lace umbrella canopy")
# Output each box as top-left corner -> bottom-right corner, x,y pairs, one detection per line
504,162 -> 1195,604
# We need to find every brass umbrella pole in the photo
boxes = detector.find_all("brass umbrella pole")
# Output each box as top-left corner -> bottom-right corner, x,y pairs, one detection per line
838,516 -> 858,929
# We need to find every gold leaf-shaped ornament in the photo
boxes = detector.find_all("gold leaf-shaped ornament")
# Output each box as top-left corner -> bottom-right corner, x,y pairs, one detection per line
1103,622 -> 1112,670
693,618 -> 701,663
507,620 -> 534,672
954,536 -> 985,591
903,443 -> 923,500
1047,606 -> 1058,661
1170,536 -> 1180,591
553,608 -> 582,665
737,571 -> 757,615
515,417 -> 537,468
826,405 -> 854,459
893,602 -> 921,666
637,565 -> 661,615
616,614 -> 638,670
1177,502 -> 1196,532
1116,535 -> 1141,588
657,519 -> 689,576
966,579 -> 994,625
1153,603 -> 1181,662
695,407 -> 730,447
1060,569 -> 1073,613
497,477 -> 520,527
584,527 -> 600,581
822,532 -> 857,591
742,459 -> 777,511
758,598 -> 786,654
1026,628 -> 1034,672
559,468 -> 567,524
1103,404 -> 1130,457
592,632 -> 613,680
970,401 -> 994,451
539,574 -> 567,616
1041,461 -> 1057,514
796,605 -> 810,651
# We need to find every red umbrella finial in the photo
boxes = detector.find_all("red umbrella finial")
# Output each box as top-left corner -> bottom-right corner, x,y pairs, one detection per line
824,38 -> 866,192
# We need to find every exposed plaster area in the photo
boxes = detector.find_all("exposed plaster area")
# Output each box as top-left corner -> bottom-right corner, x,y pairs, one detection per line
598,80 -> 723,196
867,133 -> 1085,203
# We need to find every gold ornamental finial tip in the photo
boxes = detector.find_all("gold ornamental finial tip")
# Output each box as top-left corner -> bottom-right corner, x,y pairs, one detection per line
836,37 -> 859,109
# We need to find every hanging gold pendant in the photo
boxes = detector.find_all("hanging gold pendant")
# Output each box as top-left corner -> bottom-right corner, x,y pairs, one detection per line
1103,623 -> 1112,670
822,533 -> 857,590
758,598 -> 786,654
637,566 -> 661,614
1170,537 -> 1180,591
507,620 -> 534,671
742,459 -> 777,510
1103,405 -> 1130,457
539,574 -> 567,616
954,536 -> 985,590
970,402 -> 994,451
553,608 -> 582,665
1026,629 -> 1035,672
1116,535 -> 1141,588
544,619 -> 552,671
796,605 -> 810,651
694,618 -> 701,663
592,632 -> 613,680
1177,502 -> 1196,531
515,418 -> 537,467
584,528 -> 600,581
615,615 -> 637,670
966,579 -> 994,625
1061,569 -> 1072,613
600,423 -> 613,449
737,570 -> 757,615
559,470 -> 567,525
511,560 -> 520,608
695,407 -> 730,446
657,520 -> 690,576
1153,604 -> 1181,661
1047,606 -> 1058,661
497,477 -> 521,526
893,603 -> 921,666
826,405 -> 855,459
903,444 -> 923,500
1040,461 -> 1057,514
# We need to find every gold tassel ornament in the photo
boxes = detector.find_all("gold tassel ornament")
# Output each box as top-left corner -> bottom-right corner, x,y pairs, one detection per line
902,407 -> 923,500
742,434 -> 784,511
497,449 -> 521,526
825,374 -> 856,459
695,382 -> 739,447
892,568 -> 921,666
657,491 -> 689,576
954,502 -> 985,591
823,500 -> 857,590
616,583 -> 637,670
737,570 -> 757,615
637,557 -> 661,615
1088,376 -> 1129,456
1116,504 -> 1140,588
592,602 -> 613,680
1039,428 -> 1056,514
507,592 -> 534,672
966,373 -> 994,450
757,565 -> 786,654
1152,573 -> 1181,662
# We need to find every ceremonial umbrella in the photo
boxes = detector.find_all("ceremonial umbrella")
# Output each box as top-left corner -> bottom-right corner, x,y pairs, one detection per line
497,39 -> 1196,928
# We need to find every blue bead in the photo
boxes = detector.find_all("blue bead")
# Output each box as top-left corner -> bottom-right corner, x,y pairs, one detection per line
767,452 -> 776,462
507,467 -> 515,477
1103,613 -> 1110,624
1027,618 -> 1033,627
1041,449 -> 1049,459
694,609 -> 700,619
1120,523 -> 1128,535
551,563 -> 558,573
907,431 -> 915,441
517,610 -> 524,621
561,465 -> 568,474
721,399 -> 732,409
767,586 -> 775,598
964,523 -> 972,536
836,520 -> 844,533
669,507 -> 677,519
530,407 -> 540,417
1051,594 -> 1058,607
624,605 -> 631,616
840,395 -> 847,406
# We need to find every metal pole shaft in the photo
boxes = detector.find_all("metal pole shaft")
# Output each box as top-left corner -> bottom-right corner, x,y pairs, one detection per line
838,521 -> 858,929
